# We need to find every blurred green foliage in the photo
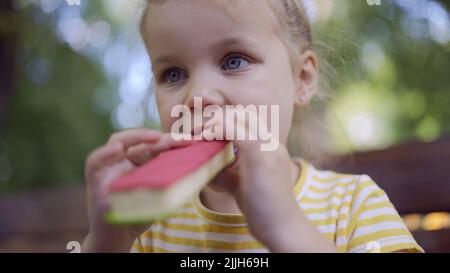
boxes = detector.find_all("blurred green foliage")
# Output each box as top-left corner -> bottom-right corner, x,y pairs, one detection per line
1,2 -> 115,193
315,0 -> 450,152
0,0 -> 449,193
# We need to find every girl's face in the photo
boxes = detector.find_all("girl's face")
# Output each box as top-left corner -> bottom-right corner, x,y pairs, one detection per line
142,0 -> 308,145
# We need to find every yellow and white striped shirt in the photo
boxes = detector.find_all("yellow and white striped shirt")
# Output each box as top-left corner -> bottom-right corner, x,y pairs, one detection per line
131,159 -> 423,253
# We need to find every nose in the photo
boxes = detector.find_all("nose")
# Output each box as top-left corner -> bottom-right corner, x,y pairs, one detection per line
184,70 -> 225,111
183,71 -> 226,137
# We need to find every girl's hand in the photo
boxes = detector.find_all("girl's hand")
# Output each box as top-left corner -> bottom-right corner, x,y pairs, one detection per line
82,129 -> 192,252
204,110 -> 337,252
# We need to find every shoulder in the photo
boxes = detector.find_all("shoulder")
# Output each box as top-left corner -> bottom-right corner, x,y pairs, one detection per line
298,159 -> 394,228
300,161 -> 423,253
298,159 -> 384,204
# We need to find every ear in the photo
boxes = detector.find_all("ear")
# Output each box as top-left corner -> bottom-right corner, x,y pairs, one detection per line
294,50 -> 318,107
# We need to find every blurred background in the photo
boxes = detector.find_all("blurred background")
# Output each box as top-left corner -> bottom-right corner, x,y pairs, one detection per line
0,0 -> 449,252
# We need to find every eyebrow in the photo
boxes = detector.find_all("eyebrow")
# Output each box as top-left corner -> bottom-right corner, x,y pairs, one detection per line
152,55 -> 176,66
211,36 -> 257,51
151,36 -> 257,66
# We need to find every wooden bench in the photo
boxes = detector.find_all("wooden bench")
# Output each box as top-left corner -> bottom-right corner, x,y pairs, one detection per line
1,137 -> 449,252
323,136 -> 450,252
0,186 -> 88,252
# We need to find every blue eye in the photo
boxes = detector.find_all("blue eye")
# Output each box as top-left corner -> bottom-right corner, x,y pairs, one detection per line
165,69 -> 187,84
222,56 -> 250,71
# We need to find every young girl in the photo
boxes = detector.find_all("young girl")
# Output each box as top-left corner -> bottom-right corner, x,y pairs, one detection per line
82,0 -> 423,253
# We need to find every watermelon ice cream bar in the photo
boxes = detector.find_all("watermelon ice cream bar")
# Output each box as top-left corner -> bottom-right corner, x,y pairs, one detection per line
106,140 -> 236,224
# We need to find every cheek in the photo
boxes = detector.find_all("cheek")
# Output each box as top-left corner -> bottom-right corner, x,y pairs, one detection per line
278,104 -> 294,144
254,62 -> 296,143
226,68 -> 293,105
156,92 -> 178,133
159,112 -> 172,133
225,79 -> 295,144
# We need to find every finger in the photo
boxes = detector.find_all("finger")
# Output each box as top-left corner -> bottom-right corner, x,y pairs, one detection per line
92,161 -> 136,215
127,137 -> 191,166
202,109 -> 276,154
107,129 -> 162,149
98,160 -> 135,197
202,109 -> 257,142
166,133 -> 195,146
85,142 -> 125,179
159,133 -> 196,151
126,133 -> 194,165
126,143 -> 155,166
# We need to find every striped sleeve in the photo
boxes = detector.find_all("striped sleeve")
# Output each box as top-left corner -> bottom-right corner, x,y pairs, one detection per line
130,234 -> 148,253
346,175 -> 424,253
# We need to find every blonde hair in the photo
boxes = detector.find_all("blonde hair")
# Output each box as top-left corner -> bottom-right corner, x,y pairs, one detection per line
141,0 -> 331,164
